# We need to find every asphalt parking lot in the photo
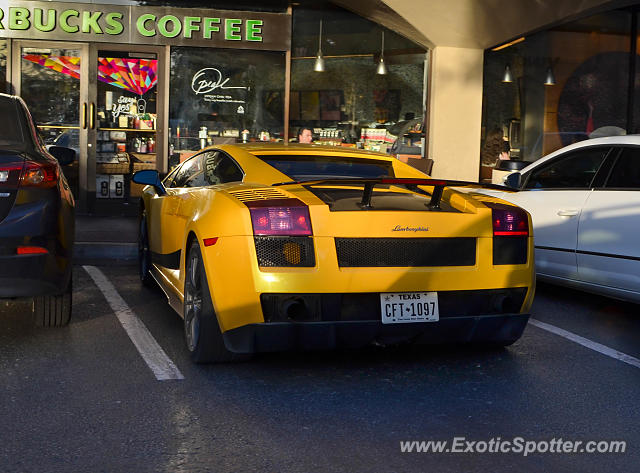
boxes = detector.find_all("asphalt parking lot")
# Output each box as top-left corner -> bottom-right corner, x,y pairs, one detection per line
1,264 -> 638,473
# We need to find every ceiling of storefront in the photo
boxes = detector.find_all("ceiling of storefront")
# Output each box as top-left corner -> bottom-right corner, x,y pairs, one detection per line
69,0 -> 636,50
332,0 -> 639,49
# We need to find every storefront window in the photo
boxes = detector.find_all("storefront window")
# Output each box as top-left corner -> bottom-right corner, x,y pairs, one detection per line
291,5 -> 426,153
19,48 -> 82,137
169,47 -> 285,164
481,10 -> 633,170
0,39 -> 6,93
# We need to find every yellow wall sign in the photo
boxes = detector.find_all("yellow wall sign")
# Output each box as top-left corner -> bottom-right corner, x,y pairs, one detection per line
0,1 -> 291,51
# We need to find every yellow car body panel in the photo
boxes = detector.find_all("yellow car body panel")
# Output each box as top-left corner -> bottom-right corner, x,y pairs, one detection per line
139,144 -> 534,351
199,234 -> 534,332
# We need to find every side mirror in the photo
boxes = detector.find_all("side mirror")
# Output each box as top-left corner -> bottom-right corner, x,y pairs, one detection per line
132,169 -> 167,196
504,172 -> 522,189
47,145 -> 76,166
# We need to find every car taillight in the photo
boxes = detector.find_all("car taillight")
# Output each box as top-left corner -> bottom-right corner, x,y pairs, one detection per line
20,161 -> 58,188
486,203 -> 529,237
485,202 -> 529,265
247,199 -> 313,236
16,246 -> 48,255
0,162 -> 24,188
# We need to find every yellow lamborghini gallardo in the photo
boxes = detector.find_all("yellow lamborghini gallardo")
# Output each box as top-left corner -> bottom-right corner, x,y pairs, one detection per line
132,144 -> 534,363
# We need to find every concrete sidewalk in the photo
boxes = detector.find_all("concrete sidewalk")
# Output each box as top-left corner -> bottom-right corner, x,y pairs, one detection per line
74,215 -> 138,262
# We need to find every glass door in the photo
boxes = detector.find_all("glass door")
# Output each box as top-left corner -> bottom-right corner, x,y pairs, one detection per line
91,47 -> 161,215
11,40 -> 89,207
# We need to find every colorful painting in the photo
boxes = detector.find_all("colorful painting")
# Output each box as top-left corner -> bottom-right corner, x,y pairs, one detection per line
22,55 -> 158,95
97,57 -> 158,95
22,54 -> 81,80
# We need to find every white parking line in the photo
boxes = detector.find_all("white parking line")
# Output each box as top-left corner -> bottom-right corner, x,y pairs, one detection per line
83,265 -> 184,381
529,318 -> 640,369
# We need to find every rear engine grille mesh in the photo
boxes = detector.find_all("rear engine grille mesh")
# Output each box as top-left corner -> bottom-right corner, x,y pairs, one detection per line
255,236 -> 315,267
228,188 -> 289,202
335,237 -> 476,267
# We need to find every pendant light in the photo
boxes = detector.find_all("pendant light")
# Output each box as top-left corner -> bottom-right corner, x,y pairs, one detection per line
544,66 -> 556,86
314,19 -> 325,72
376,31 -> 387,75
502,65 -> 513,83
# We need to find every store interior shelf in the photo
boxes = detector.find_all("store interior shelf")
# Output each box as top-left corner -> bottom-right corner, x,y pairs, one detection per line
37,125 -> 80,130
130,152 -> 157,159
98,128 -> 157,132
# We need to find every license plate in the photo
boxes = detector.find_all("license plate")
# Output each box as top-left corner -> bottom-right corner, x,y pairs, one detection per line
380,292 -> 439,324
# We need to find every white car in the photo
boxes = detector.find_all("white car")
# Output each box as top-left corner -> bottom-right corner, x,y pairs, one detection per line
470,135 -> 640,303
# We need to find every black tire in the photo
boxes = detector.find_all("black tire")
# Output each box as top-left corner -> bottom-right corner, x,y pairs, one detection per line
183,240 -> 249,363
138,212 -> 154,287
34,279 -> 72,327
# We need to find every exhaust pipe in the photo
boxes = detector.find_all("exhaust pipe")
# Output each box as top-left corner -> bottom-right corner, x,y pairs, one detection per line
492,294 -> 517,313
281,297 -> 309,321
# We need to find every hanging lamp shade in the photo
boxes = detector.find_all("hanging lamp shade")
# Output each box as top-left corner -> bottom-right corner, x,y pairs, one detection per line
314,53 -> 325,72
502,65 -> 514,83
544,66 -> 556,86
314,20 -> 325,72
376,31 -> 387,75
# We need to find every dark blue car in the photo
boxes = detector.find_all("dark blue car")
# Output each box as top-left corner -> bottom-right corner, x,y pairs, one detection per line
0,93 -> 75,326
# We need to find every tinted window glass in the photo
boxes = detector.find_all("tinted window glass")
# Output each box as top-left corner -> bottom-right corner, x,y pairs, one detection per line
171,155 -> 203,188
202,152 -> 243,185
524,148 -> 608,189
605,148 -> 640,188
256,155 -> 394,180
169,151 -> 244,188
163,165 -> 181,187
0,98 -> 26,148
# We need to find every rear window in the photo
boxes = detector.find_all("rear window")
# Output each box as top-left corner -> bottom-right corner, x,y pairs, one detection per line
256,154 -> 395,181
0,98 -> 26,149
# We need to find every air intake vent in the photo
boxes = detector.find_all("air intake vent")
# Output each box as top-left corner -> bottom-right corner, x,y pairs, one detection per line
228,188 -> 289,202
335,237 -> 476,267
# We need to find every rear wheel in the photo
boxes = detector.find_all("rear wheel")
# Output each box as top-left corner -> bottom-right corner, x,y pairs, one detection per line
183,240 -> 248,363
34,280 -> 72,327
138,212 -> 154,287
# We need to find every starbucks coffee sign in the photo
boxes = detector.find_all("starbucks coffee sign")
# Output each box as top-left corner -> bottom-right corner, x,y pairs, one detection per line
0,1 -> 290,50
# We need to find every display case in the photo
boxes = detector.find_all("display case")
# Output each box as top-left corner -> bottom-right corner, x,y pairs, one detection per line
94,124 -> 157,200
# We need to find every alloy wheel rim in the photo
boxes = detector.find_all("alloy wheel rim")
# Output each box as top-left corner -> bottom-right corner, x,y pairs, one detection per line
184,251 -> 202,352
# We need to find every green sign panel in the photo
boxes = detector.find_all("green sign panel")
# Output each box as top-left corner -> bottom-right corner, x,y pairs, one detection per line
0,1 -> 291,51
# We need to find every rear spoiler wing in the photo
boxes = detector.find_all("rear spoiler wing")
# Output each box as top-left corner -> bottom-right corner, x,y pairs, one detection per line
273,178 -> 513,209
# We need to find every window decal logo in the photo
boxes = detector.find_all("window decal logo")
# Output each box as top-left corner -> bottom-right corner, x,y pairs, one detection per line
191,68 -> 248,95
